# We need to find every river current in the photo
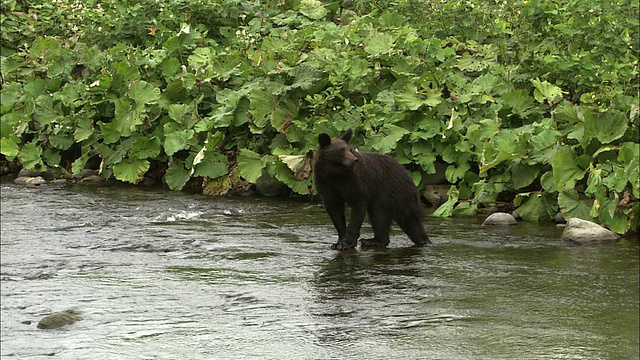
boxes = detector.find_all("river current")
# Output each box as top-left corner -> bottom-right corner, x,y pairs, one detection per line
1,182 -> 638,359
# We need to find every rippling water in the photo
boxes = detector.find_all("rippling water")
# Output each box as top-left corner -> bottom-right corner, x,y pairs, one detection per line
1,182 -> 638,359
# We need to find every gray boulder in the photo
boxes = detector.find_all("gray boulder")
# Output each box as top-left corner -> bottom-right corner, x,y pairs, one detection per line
561,218 -> 619,244
37,310 -> 82,329
482,212 -> 517,226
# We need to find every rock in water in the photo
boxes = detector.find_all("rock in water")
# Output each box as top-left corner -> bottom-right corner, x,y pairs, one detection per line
37,310 -> 82,329
561,218 -> 619,244
482,212 -> 517,226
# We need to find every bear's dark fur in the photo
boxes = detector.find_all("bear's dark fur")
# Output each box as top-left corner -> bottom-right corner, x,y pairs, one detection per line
314,129 -> 431,250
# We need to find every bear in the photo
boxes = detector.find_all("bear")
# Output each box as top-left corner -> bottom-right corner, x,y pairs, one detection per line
313,128 -> 431,250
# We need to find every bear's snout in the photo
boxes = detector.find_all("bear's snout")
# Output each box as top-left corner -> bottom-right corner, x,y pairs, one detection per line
342,151 -> 358,167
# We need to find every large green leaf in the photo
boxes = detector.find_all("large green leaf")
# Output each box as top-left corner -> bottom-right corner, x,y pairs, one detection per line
433,187 -> 460,217
502,89 -> 537,118
164,129 -> 195,156
445,162 -> 470,183
510,162 -> 540,189
365,32 -> 396,57
480,130 -> 524,173
18,140 -> 43,170
531,78 -> 563,104
299,0 -> 328,20
24,79 -> 47,98
273,160 -> 310,195
129,81 -> 161,111
1,136 -> 20,159
514,192 -> 557,221
165,159 -> 192,191
529,128 -> 560,164
558,189 -> 593,220
74,117 -> 95,142
237,149 -> 263,183
552,145 -> 586,191
131,136 -> 162,160
367,124 -> 409,153
194,152 -> 229,179
583,109 -> 628,145
49,134 -> 74,150
113,158 -> 150,184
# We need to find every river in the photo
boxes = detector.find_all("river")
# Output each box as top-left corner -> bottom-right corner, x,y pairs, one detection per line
1,181 -> 638,359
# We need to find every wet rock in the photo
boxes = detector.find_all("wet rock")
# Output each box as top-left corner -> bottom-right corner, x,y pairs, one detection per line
255,170 -> 290,197
555,212 -> 567,224
14,176 -> 47,186
37,310 -> 82,330
80,174 -> 104,183
511,210 -> 522,220
73,168 -> 97,181
26,176 -> 47,187
21,320 -> 32,325
423,185 -> 450,206
18,167 -> 54,180
482,212 -> 517,226
561,218 -> 619,244
13,177 -> 29,185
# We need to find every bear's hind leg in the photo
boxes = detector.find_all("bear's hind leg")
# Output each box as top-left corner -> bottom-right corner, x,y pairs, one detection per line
361,205 -> 391,248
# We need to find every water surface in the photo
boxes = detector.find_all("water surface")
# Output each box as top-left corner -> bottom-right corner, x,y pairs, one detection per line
1,182 -> 638,359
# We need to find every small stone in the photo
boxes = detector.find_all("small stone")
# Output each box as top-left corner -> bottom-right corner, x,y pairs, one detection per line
13,177 -> 29,185
17,168 -> 42,178
482,212 -> 517,226
555,212 -> 566,224
561,218 -> 619,244
26,176 -> 47,186
21,320 -> 32,325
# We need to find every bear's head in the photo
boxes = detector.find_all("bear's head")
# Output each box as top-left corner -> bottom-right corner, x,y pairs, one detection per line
317,129 -> 358,168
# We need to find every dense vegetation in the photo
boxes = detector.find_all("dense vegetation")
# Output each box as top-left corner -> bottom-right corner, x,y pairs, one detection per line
1,0 -> 638,234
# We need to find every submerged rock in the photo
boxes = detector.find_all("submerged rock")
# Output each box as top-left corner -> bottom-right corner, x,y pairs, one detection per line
37,310 -> 82,330
561,218 -> 619,244
482,212 -> 517,226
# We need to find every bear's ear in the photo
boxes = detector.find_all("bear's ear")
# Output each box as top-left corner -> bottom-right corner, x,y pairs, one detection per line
318,133 -> 332,148
341,128 -> 353,143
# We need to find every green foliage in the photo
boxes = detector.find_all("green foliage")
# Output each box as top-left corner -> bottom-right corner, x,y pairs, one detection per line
1,0 -> 637,234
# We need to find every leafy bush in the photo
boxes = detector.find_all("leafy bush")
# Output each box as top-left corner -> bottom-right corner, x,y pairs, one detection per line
1,0 -> 638,234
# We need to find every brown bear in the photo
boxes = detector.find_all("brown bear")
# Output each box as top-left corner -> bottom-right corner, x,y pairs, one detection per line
314,129 -> 431,250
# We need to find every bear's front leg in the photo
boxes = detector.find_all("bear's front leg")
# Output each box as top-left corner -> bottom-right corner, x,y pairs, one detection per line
335,202 -> 366,250
323,198 -> 354,249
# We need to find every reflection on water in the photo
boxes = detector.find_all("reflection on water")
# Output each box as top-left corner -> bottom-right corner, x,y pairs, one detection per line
1,182 -> 638,360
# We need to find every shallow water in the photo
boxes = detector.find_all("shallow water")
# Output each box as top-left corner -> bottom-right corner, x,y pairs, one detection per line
1,182 -> 638,359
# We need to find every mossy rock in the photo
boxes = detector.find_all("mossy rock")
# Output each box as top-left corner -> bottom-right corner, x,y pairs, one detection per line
37,310 -> 82,330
